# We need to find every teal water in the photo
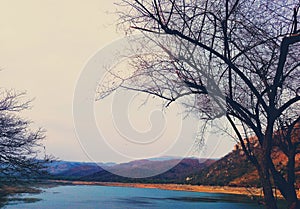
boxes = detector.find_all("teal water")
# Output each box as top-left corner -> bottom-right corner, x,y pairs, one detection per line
4,185 -> 264,209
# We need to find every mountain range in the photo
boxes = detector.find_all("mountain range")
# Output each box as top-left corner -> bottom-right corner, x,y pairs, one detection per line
46,145 -> 300,187
46,157 -> 216,183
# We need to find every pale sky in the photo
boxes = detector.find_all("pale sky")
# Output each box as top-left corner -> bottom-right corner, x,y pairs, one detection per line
0,0 -> 236,163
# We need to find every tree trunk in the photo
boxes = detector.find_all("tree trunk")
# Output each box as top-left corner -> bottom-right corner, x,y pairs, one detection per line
259,123 -> 278,209
258,167 -> 278,209
268,138 -> 299,208
288,201 -> 300,209
269,159 -> 299,208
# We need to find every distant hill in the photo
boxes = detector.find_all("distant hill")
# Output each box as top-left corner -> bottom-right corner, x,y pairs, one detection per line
189,142 -> 300,187
84,158 -> 216,183
46,158 -> 216,183
189,151 -> 258,186
46,161 -> 113,179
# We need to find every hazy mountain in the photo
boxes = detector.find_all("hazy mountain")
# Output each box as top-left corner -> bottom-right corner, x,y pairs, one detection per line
83,158 -> 216,183
46,161 -> 114,178
47,158 -> 216,183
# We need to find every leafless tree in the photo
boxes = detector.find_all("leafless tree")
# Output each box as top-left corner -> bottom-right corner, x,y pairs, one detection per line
98,1 -> 300,208
0,89 -> 50,180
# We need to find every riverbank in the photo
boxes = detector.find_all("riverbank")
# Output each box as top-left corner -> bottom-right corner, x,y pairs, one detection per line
0,184 -> 42,207
52,180 -> 300,199
3,179 -> 299,206
51,180 -> 265,198
3,183 -> 270,209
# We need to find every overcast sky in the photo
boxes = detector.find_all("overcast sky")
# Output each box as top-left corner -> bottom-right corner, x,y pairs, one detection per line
0,0 -> 236,163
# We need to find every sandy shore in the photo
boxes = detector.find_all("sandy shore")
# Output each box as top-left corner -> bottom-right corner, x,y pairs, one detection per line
51,180 -> 266,198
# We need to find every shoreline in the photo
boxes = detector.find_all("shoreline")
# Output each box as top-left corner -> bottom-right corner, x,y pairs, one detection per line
50,180 -> 265,198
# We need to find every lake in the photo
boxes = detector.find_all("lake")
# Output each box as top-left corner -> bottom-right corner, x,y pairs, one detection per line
4,185 -> 264,209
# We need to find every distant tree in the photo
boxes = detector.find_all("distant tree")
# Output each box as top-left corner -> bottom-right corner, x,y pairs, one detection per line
0,89 -> 50,179
97,1 -> 300,208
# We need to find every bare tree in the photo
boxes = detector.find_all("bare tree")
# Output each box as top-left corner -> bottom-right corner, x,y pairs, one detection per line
0,89 -> 50,179
98,1 -> 300,208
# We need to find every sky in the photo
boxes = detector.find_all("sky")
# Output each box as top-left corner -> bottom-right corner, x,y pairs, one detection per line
0,0 -> 236,163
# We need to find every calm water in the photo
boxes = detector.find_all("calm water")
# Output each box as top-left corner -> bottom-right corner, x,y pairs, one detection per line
4,185 -> 264,209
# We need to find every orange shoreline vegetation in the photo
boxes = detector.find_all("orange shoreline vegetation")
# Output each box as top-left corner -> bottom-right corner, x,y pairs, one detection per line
50,180 -> 300,199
